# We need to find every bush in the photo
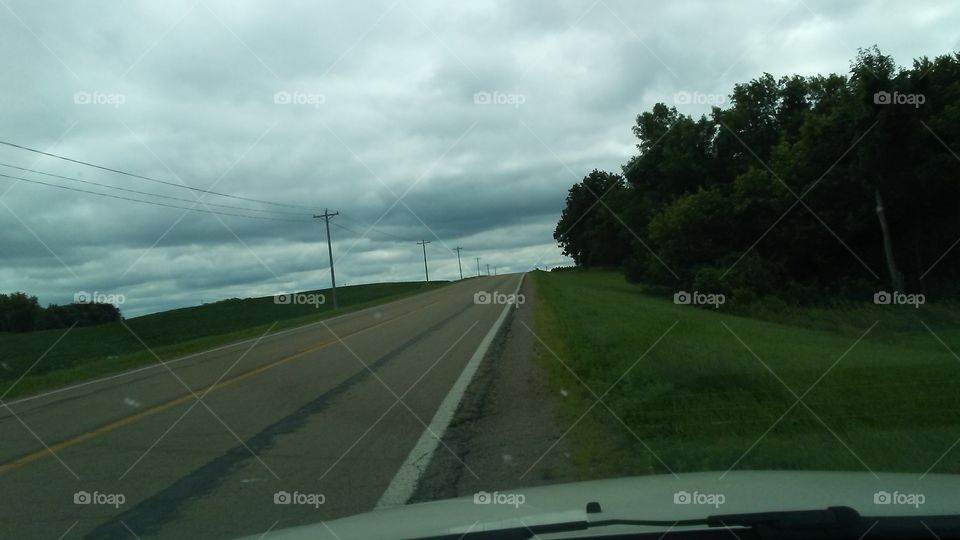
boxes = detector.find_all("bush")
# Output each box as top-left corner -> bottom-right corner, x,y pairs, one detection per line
691,266 -> 729,296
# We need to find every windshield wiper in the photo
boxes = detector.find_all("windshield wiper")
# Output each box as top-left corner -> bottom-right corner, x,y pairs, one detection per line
706,506 -> 960,539
411,505 -> 960,540
708,505 -> 860,533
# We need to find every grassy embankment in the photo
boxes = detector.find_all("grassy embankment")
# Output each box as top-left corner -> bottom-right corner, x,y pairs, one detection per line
532,270 -> 960,477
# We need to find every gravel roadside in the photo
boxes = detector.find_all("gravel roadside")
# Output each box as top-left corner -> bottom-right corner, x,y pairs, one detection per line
410,274 -> 576,502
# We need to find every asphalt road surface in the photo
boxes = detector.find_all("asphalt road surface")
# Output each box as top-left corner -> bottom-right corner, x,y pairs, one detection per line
0,273 -> 525,539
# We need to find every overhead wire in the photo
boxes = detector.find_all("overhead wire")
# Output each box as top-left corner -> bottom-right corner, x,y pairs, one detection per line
0,140 -> 427,236
335,213 -> 412,241
0,162 -> 309,217
0,139 -> 319,211
0,172 -> 313,223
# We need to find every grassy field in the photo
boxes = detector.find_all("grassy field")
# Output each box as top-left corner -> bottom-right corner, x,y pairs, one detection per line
531,270 -> 960,478
0,281 -> 444,399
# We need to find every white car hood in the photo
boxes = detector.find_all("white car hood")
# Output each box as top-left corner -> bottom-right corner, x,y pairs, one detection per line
241,471 -> 959,539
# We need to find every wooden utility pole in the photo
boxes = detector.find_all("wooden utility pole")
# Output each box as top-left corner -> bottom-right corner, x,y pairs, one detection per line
454,246 -> 464,280
313,209 -> 339,309
417,240 -> 431,282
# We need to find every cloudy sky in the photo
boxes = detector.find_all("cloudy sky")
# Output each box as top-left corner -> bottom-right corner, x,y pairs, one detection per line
1,0 -> 957,317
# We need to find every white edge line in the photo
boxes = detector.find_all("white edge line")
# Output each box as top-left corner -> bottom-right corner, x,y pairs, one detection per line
375,273 -> 526,508
4,283 -> 454,408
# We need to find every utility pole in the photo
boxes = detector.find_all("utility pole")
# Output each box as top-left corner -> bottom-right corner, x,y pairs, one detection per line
454,246 -> 464,280
494,266 -> 498,276
417,240 -> 431,283
314,209 -> 339,309
475,257 -> 481,277
486,263 -> 490,276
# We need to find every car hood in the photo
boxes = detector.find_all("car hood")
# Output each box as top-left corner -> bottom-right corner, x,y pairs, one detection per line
239,470 -> 959,539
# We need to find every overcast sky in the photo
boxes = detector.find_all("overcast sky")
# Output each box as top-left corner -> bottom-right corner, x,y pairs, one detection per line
1,0 -> 957,317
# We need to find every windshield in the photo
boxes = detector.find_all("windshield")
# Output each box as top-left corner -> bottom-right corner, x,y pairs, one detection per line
1,1 -> 958,539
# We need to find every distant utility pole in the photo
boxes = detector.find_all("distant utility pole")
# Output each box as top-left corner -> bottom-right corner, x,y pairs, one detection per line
494,266 -> 498,276
314,209 -> 339,309
454,246 -> 464,280
486,263 -> 490,276
475,257 -> 481,277
417,240 -> 431,283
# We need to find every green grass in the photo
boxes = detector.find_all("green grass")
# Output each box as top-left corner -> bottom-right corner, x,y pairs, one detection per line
532,270 -> 960,478
0,281 -> 445,399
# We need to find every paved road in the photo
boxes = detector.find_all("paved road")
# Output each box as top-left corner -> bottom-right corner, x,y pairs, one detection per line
0,273 -> 524,539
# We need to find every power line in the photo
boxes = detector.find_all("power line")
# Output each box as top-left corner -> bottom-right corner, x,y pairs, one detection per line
329,220 -> 389,239
0,162 -> 309,216
331,220 -> 395,239
0,139 -> 318,211
336,214 -> 410,241
331,217 -> 414,242
0,172 -> 313,223
329,221 -> 365,236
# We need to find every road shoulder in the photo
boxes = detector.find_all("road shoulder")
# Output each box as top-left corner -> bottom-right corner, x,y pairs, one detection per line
410,275 -> 575,502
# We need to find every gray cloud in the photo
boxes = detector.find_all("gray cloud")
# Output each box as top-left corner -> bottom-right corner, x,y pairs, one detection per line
1,0 -> 957,316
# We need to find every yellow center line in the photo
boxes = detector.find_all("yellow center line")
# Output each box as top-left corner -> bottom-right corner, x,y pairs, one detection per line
0,299 -> 440,474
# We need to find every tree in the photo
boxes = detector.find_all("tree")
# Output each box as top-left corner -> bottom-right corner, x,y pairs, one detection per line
554,170 -> 630,267
647,186 -> 736,274
0,292 -> 123,332
848,46 -> 903,289
554,47 -> 960,303
0,292 -> 41,332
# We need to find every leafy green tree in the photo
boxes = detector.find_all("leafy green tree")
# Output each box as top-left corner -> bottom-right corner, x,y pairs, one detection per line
0,292 -> 41,332
0,292 -> 123,332
554,170 -> 631,267
647,186 -> 736,274
555,47 -> 960,302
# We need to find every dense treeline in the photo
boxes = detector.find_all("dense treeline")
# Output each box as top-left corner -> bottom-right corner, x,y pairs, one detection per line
0,292 -> 122,333
555,47 -> 960,304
